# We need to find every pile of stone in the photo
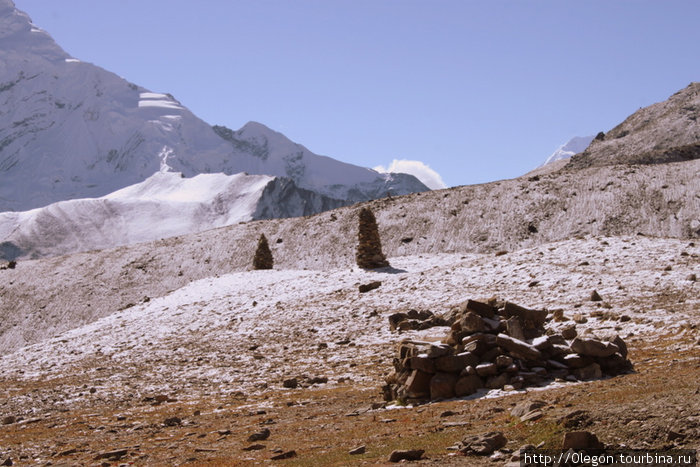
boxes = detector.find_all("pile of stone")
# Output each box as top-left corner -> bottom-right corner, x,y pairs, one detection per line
388,309 -> 449,331
382,299 -> 632,403
356,207 -> 389,269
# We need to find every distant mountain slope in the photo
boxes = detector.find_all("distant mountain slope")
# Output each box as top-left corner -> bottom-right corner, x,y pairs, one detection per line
0,0 -> 428,212
0,169 -> 345,260
567,82 -> 700,169
1,157 -> 698,353
541,136 -> 594,166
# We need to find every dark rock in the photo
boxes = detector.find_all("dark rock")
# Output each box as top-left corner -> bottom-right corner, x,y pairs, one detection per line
1,416 -> 16,425
475,363 -> 498,377
388,449 -> 424,462
389,313 -> 409,331
458,312 -> 486,333
563,353 -> 592,369
598,353 -> 632,375
502,302 -> 548,329
485,373 -> 509,389
495,355 -> 513,368
426,344 -> 451,358
561,325 -> 577,340
465,299 -> 496,319
590,290 -> 603,302
532,335 -> 554,351
462,333 -> 497,354
435,353 -> 478,373
349,445 -> 366,455
496,334 -> 542,361
430,372 -> 458,399
283,378 -> 298,389
403,370 -> 432,399
94,449 -> 128,460
562,431 -> 604,450
459,431 -> 507,455
163,417 -> 181,426
359,281 -> 381,293
455,375 -> 483,396
1,458 -> 11,466
573,362 -> 602,380
505,317 -> 527,341
408,355 -> 436,373
270,450 -> 296,460
570,337 -> 619,358
247,428 -> 271,442
242,444 -> 266,451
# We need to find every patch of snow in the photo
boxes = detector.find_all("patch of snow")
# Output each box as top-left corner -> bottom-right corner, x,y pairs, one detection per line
541,135 -> 594,167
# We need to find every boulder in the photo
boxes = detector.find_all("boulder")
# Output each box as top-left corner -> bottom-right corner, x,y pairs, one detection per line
561,325 -> 577,340
505,316 -> 527,341
570,337 -> 619,358
408,355 -> 436,374
247,428 -> 271,442
511,400 -> 546,418
455,375 -> 483,396
430,372 -> 458,399
485,373 -> 509,389
458,312 -> 486,333
496,334 -> 542,361
495,355 -> 514,368
426,344 -> 452,358
562,431 -> 604,450
388,450 -> 424,462
502,302 -> 547,328
403,370 -> 432,399
435,353 -> 478,373
459,431 -> 507,455
359,281 -> 381,293
465,299 -> 496,319
573,363 -> 602,380
475,363 -> 498,377
563,353 -> 592,369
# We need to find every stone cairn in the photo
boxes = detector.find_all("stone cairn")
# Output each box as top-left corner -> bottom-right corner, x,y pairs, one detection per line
252,233 -> 273,270
356,207 -> 390,269
383,299 -> 633,403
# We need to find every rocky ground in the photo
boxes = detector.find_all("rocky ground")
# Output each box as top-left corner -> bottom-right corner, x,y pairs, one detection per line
0,235 -> 698,465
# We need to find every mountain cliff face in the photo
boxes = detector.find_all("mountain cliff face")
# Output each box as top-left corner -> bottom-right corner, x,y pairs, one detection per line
0,0 -> 428,212
567,82 -> 700,169
0,170 -> 347,260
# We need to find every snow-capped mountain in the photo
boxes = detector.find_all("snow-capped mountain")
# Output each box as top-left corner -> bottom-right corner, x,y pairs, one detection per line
540,135 -> 594,167
0,167 -> 345,260
0,0 -> 428,212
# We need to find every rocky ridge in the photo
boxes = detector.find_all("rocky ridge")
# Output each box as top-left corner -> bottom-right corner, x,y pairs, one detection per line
567,82 -> 700,168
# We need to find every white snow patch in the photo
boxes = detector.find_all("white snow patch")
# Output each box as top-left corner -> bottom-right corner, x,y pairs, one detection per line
138,100 -> 183,110
374,159 -> 447,189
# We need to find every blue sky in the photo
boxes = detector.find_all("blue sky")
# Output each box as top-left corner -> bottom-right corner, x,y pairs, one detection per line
14,0 -> 700,188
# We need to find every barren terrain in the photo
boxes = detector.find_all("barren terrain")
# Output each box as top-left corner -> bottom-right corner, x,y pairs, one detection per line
0,235 -> 697,465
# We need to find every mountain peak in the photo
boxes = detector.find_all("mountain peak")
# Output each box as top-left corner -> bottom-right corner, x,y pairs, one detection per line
541,135 -> 594,167
0,0 -> 67,60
